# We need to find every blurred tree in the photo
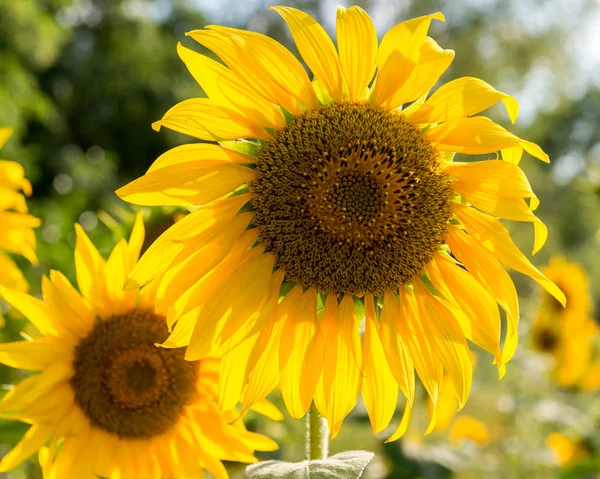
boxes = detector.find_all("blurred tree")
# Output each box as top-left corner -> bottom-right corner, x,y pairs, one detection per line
0,0 -> 206,279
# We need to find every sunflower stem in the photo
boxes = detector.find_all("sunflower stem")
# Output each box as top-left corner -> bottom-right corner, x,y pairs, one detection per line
306,402 -> 329,460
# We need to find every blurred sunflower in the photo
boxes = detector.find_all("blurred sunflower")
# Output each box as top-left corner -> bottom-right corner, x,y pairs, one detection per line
537,257 -> 591,318
427,352 -> 477,433
531,257 -> 597,389
546,433 -> 591,467
0,128 -> 40,292
448,416 -> 491,447
117,6 -> 564,438
0,214 -> 277,479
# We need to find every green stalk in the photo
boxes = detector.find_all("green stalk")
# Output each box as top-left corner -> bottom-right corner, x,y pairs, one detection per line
306,402 -> 329,460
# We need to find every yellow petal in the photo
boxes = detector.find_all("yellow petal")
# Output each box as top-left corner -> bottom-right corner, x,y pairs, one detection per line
453,203 -> 565,304
0,361 -> 72,415
0,424 -> 54,472
0,212 -> 40,264
0,187 -> 27,213
424,116 -> 549,162
445,225 -> 519,364
502,146 -> 524,164
74,223 -> 108,310
410,76 -> 519,125
0,337 -> 72,371
249,398 -> 284,421
279,286 -> 324,418
336,6 -> 377,100
429,375 -> 458,432
116,160 -> 254,207
386,399 -> 413,442
447,159 -> 535,200
374,12 -> 445,106
0,285 -> 68,338
124,194 -> 249,290
447,160 -> 547,253
186,249 -> 275,360
103,239 -> 137,315
218,324 -> 259,412
155,213 -> 252,314
395,37 -> 455,110
395,287 -> 443,433
0,127 -> 13,149
379,292 -> 415,411
413,280 -> 473,408
152,98 -> 270,141
156,306 -> 202,349
165,228 -> 259,325
199,26 -> 318,113
0,159 -> 31,196
127,211 -> 145,263
216,271 -> 284,411
216,251 -> 279,346
42,271 -> 96,338
430,253 -> 504,376
361,295 -> 398,433
271,6 -> 344,102
241,301 -> 285,416
148,143 -> 254,173
0,251 -> 28,292
177,43 -> 285,130
181,34 -> 293,118
320,294 -> 362,438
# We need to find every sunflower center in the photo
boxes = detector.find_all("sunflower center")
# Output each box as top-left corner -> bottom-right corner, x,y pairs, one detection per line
251,102 -> 453,295
534,327 -> 560,353
71,309 -> 198,439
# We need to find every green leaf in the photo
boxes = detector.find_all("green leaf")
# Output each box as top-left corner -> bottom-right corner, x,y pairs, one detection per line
246,451 -> 374,479
560,459 -> 600,479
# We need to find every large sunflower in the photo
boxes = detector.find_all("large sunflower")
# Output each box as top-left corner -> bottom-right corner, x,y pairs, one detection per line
0,128 -> 40,292
0,214 -> 277,479
117,7 -> 564,438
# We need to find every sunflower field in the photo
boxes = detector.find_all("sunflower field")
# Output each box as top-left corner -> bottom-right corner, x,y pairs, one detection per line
1,0 -> 600,478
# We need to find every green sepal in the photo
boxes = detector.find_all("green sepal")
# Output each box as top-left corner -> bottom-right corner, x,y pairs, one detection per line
281,107 -> 297,125
220,139 -> 262,158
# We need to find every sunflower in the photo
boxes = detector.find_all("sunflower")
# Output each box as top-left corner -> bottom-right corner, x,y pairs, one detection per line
0,127 -> 40,292
537,256 -> 591,319
117,6 -> 564,439
0,214 -> 277,479
546,433 -> 592,467
448,416 -> 491,447
531,257 -> 596,389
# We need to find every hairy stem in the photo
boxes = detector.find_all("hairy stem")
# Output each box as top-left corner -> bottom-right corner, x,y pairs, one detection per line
306,402 -> 329,460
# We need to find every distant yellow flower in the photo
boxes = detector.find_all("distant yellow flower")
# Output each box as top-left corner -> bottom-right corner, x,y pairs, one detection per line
539,257 -> 591,318
448,416 -> 491,446
117,6 -> 563,438
547,433 -> 590,467
0,215 -> 277,479
578,362 -> 600,392
0,128 -> 40,292
532,257 -> 597,389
